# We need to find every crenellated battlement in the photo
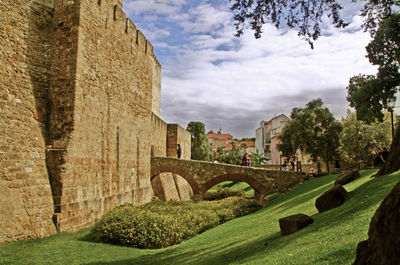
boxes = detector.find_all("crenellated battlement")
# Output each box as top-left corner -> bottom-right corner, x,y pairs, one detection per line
93,1 -> 161,68
0,0 -> 169,240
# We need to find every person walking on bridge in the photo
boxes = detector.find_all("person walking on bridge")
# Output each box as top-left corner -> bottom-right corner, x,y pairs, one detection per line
242,153 -> 250,166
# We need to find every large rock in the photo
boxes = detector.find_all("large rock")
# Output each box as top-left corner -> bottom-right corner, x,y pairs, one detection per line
335,171 -> 361,186
315,185 -> 347,213
353,181 -> 400,265
279,214 -> 314,235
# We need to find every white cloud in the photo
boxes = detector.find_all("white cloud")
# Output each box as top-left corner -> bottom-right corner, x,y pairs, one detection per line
124,0 -> 378,138
124,0 -> 185,16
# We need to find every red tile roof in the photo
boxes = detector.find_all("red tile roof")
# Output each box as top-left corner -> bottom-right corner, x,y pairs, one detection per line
240,141 -> 255,147
207,133 -> 232,140
224,140 -> 255,149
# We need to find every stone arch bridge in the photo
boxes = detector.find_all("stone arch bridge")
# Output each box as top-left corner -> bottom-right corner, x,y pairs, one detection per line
151,157 -> 305,205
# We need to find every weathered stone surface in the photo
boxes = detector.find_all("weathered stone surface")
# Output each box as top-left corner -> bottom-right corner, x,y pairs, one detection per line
335,170 -> 360,186
46,0 -> 162,232
151,157 -> 305,204
315,185 -> 347,213
167,124 -> 191,159
1,0 -> 190,242
150,119 -> 192,201
151,173 -> 180,201
173,174 -> 193,201
353,181 -> 400,265
0,0 -> 56,242
279,214 -> 314,235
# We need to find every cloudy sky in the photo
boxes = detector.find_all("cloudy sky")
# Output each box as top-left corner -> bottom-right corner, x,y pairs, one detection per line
123,0 -> 378,138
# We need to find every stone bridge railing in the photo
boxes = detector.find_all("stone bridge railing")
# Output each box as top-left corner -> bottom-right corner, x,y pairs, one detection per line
151,157 -> 305,205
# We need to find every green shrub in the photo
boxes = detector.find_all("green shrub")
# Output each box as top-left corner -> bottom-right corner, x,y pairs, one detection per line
203,188 -> 245,201
92,197 -> 261,249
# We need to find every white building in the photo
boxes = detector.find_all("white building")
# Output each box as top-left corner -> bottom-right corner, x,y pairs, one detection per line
255,114 -> 290,165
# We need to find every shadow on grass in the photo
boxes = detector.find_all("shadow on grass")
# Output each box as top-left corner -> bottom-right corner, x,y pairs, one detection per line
263,175 -> 335,212
312,171 -> 399,226
82,234 -> 273,265
243,186 -> 253,192
221,182 -> 235,188
83,170 -> 399,265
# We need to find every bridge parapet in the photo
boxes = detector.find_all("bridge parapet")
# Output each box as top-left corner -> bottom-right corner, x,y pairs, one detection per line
151,157 -> 305,205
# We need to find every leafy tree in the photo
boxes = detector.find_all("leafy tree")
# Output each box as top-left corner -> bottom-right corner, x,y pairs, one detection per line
240,137 -> 256,141
186,121 -> 213,161
277,123 -> 298,159
250,151 -> 268,166
339,111 -> 392,163
346,13 -> 400,175
346,74 -> 384,123
278,99 -> 342,172
347,14 -> 400,123
216,143 -> 244,165
227,1 -> 400,174
229,0 -> 399,48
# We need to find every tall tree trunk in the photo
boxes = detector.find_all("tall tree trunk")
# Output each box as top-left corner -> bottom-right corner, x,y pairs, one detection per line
377,125 -> 400,176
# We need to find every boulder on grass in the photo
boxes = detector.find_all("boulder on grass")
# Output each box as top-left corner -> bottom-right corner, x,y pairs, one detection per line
315,185 -> 347,213
279,214 -> 314,235
353,181 -> 400,265
335,170 -> 360,186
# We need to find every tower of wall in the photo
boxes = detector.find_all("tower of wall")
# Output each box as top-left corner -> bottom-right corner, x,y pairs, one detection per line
47,0 -> 159,231
0,0 -> 57,242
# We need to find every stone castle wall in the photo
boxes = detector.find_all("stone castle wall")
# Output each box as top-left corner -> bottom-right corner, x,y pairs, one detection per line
151,119 -> 192,201
0,0 -> 57,242
167,124 -> 191,159
0,0 -> 191,241
47,0 -> 163,232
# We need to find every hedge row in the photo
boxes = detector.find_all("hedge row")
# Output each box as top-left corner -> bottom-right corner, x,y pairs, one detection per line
92,197 -> 262,249
203,188 -> 245,201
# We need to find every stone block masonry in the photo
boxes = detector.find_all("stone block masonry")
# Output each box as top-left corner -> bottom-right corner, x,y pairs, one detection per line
167,124 -> 191,160
48,0 -> 161,232
151,117 -> 192,201
0,0 -> 190,242
0,0 -> 57,242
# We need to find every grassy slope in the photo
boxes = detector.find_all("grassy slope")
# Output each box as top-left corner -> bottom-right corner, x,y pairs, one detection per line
211,181 -> 255,196
0,169 -> 398,265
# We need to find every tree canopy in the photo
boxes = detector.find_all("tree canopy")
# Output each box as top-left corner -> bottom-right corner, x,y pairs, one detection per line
339,110 -> 392,162
216,143 -> 243,165
278,99 -> 342,164
229,0 -> 399,48
347,13 -> 400,123
186,121 -> 213,161
346,74 -> 385,123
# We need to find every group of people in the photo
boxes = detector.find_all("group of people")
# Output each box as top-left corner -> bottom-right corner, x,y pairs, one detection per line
241,153 -> 250,166
282,156 -> 299,172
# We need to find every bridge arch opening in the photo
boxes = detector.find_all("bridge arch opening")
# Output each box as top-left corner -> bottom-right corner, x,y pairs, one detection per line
201,173 -> 267,199
150,170 -> 200,196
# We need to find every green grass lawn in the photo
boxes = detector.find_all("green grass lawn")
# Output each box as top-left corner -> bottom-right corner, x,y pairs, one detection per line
211,181 -> 255,196
1,169 -> 399,265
